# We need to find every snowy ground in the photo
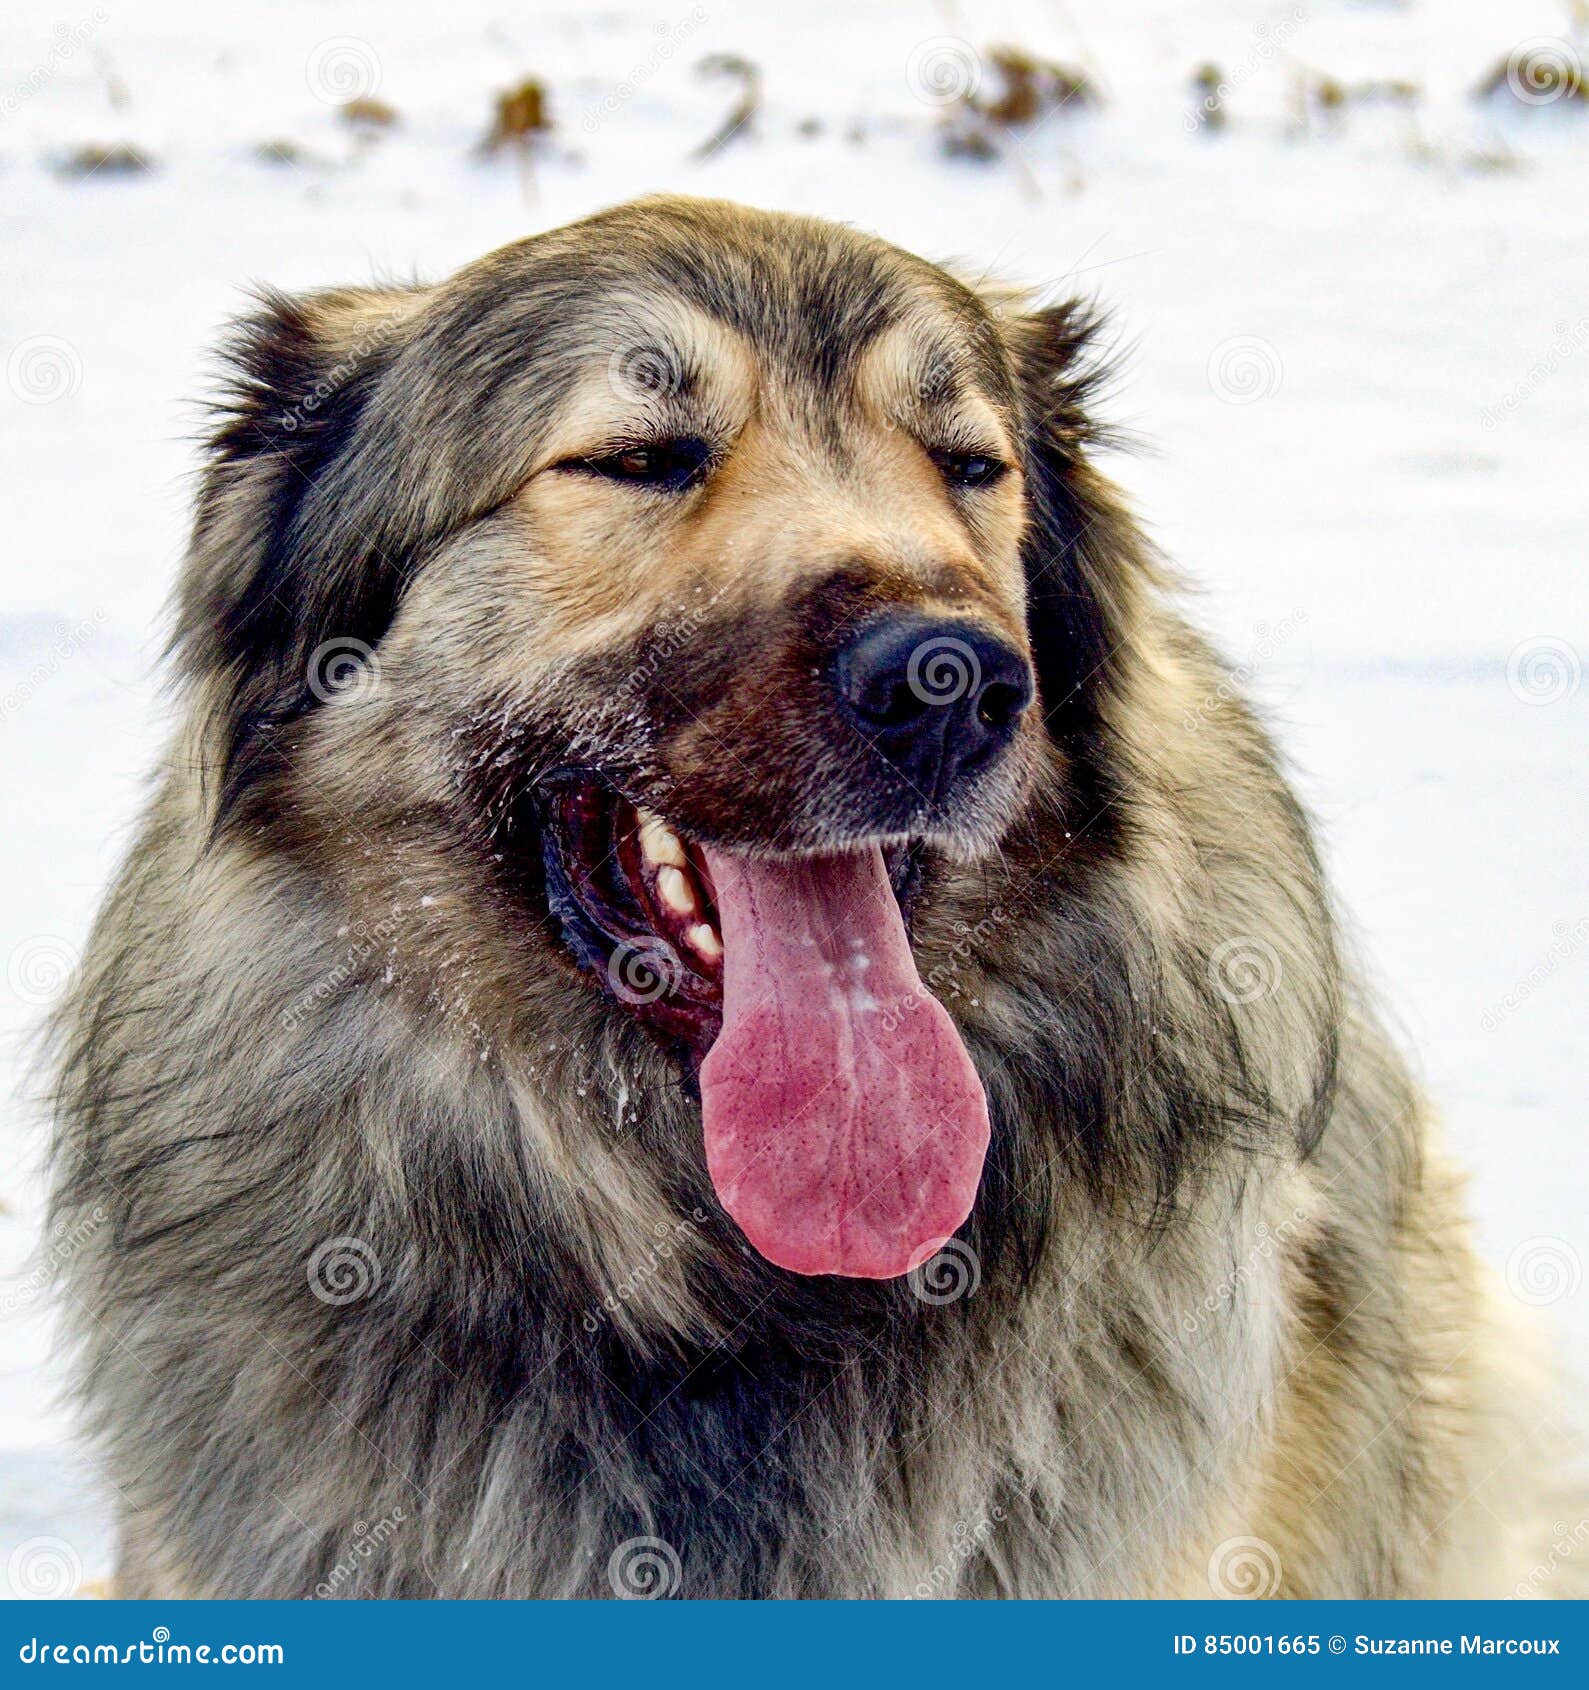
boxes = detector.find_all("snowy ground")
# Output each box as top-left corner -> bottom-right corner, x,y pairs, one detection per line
2,0 -> 1585,1595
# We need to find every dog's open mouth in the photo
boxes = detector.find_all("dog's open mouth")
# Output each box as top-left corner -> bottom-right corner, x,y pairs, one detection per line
539,776 -> 728,1051
539,774 -> 992,1280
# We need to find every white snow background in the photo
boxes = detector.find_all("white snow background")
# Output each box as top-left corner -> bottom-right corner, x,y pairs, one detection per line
1,0 -> 1584,1594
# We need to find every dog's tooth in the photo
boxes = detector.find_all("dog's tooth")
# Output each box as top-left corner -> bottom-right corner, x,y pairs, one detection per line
638,814 -> 687,869
657,865 -> 698,918
686,922 -> 723,962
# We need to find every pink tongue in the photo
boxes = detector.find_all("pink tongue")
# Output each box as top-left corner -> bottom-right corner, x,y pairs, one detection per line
698,845 -> 990,1279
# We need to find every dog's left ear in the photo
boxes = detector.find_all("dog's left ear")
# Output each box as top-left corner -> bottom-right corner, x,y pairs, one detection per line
997,300 -> 1146,739
176,284 -> 427,822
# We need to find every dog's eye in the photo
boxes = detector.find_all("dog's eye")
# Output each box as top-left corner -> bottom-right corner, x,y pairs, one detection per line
581,438 -> 713,494
933,450 -> 1007,490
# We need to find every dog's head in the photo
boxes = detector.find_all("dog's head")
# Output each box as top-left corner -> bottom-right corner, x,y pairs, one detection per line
179,197 -> 1133,1279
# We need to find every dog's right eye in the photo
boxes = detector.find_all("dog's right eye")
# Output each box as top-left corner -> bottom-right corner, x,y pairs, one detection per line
577,438 -> 714,494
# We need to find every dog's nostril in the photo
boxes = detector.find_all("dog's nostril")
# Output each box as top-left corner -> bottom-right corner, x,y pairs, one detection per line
833,613 -> 1033,801
866,680 -> 927,729
976,679 -> 1026,732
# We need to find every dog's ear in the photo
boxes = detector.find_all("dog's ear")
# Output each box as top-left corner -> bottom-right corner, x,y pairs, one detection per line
999,300 -> 1146,739
175,285 -> 426,824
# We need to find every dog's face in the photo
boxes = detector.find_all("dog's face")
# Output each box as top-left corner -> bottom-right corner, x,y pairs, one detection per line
461,235 -> 1043,1049
182,198 -> 1127,1275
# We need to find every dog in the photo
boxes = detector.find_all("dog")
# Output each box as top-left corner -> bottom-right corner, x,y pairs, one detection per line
47,195 -> 1583,1599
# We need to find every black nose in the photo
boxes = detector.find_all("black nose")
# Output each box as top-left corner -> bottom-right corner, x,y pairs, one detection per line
833,614 -> 1034,800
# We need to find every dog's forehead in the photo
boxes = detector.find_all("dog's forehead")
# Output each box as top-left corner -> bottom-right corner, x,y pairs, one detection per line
463,201 -> 1010,402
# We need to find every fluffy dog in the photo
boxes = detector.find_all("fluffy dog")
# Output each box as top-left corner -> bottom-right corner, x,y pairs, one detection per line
48,196 -> 1582,1599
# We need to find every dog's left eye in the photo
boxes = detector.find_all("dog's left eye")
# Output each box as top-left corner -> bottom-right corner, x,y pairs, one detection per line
580,438 -> 714,494
933,450 -> 1007,490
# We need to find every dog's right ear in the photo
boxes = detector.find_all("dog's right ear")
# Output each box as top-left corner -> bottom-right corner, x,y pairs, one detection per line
998,298 -> 1150,740
175,285 -> 426,825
